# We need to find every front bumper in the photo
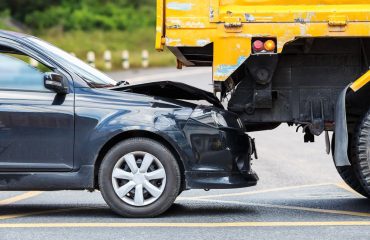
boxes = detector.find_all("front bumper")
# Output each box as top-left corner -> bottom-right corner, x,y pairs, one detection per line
185,170 -> 258,189
182,108 -> 259,189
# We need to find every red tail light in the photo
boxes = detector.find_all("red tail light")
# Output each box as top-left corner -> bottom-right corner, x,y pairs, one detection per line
253,40 -> 264,52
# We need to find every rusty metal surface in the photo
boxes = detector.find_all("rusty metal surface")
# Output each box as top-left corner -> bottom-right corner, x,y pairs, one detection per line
156,0 -> 370,82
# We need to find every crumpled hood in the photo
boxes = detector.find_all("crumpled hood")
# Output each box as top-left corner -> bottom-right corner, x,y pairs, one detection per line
113,81 -> 224,109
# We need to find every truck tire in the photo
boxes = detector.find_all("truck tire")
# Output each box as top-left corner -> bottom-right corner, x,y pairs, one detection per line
332,135 -> 369,198
336,166 -> 369,198
351,110 -> 370,198
99,138 -> 181,217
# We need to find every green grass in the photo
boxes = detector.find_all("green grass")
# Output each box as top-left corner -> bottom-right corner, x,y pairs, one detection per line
0,18 -> 16,31
0,21 -> 6,29
0,2 -> 175,70
37,28 -> 176,70
0,19 -> 175,70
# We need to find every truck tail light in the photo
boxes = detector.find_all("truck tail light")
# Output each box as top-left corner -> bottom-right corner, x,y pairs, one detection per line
264,40 -> 276,52
253,40 -> 264,52
252,38 -> 277,53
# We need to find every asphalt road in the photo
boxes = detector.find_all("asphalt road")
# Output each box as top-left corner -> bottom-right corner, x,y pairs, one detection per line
0,67 -> 369,240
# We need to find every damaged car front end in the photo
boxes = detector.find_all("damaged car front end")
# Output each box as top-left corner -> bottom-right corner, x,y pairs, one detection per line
183,106 -> 258,189
116,81 -> 259,190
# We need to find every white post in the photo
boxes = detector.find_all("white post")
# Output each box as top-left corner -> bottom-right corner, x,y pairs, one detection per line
142,50 -> 149,68
104,50 -> 112,70
29,58 -> 38,67
87,51 -> 95,68
122,50 -> 130,70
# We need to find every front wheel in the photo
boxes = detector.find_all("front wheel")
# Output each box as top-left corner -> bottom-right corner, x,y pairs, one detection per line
99,138 -> 181,217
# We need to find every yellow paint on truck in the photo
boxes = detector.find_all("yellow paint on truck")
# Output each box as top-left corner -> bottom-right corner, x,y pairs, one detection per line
156,0 -> 370,84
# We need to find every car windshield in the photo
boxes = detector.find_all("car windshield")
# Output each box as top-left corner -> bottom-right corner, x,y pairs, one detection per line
27,37 -> 117,88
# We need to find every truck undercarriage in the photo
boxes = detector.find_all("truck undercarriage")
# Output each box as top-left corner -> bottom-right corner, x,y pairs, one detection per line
171,38 -> 370,136
168,37 -> 370,197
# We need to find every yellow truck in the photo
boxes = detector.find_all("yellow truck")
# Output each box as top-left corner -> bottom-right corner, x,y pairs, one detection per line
156,0 -> 370,197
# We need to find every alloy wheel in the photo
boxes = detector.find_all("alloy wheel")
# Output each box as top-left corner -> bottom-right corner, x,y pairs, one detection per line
111,151 -> 167,206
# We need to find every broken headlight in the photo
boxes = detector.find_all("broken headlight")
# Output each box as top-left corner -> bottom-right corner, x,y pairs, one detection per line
190,107 -> 243,129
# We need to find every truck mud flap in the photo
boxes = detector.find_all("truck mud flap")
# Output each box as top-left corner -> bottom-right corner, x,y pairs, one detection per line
334,85 -> 351,167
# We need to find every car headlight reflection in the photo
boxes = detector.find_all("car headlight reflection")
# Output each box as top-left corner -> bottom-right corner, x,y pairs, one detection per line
213,112 -> 228,127
191,109 -> 228,128
237,117 -> 244,129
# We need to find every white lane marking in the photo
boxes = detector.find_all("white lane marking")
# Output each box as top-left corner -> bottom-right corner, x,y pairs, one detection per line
181,198 -> 370,218
178,183 -> 334,200
0,221 -> 370,228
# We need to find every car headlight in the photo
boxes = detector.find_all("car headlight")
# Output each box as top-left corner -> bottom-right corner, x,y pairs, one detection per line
190,107 -> 245,129
212,112 -> 228,127
190,108 -> 228,128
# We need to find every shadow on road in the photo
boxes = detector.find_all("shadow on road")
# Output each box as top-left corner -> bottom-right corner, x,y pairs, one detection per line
0,198 -> 368,220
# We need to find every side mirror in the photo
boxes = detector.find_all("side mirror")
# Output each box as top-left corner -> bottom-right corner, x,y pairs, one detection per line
44,72 -> 68,94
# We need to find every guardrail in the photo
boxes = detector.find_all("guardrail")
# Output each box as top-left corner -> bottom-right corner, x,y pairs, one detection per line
30,50 -> 150,70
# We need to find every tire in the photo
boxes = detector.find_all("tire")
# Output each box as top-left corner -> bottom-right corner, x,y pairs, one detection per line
99,138 -> 181,217
351,110 -> 370,197
336,166 -> 369,198
332,134 -> 370,198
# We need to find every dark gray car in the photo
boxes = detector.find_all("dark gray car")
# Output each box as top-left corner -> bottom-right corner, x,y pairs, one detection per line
0,31 -> 258,217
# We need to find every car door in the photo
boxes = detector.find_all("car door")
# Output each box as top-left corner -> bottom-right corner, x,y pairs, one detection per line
0,43 -> 74,171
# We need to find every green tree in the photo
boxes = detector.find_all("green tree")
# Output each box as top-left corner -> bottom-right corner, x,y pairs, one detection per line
0,0 -> 156,31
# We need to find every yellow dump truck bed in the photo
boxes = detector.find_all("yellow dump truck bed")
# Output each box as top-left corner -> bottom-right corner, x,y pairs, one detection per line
156,0 -> 370,82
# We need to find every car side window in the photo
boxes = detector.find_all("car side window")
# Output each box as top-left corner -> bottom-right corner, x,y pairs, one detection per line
0,52 -> 51,92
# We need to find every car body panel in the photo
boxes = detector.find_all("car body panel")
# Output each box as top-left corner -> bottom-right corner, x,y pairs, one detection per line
0,90 -> 74,171
73,87 -> 194,168
117,81 -> 223,109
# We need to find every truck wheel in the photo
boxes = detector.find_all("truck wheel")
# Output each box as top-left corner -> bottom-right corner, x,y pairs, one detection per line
332,135 -> 369,198
336,166 -> 369,198
99,138 -> 181,217
351,110 -> 370,197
